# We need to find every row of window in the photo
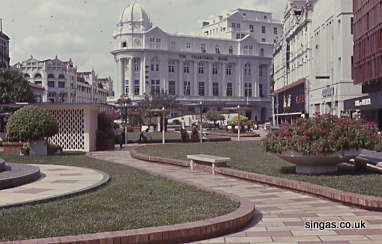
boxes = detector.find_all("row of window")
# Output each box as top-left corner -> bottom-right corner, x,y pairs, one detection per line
124,80 -> 263,97
123,39 -> 264,55
24,73 -> 66,79
231,23 -> 278,34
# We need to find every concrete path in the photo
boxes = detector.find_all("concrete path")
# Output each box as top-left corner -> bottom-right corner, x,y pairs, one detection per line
89,148 -> 382,244
0,164 -> 108,208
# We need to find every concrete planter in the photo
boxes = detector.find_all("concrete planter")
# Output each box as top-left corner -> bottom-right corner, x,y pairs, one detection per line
30,140 -> 48,156
278,150 -> 361,174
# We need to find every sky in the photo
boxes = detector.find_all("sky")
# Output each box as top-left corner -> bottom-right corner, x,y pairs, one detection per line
0,0 -> 286,79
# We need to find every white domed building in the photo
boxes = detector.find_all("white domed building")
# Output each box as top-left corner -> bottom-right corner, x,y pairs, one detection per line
111,3 -> 282,121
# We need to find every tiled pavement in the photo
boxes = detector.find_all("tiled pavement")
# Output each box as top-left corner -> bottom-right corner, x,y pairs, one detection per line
89,148 -> 382,244
0,164 -> 108,208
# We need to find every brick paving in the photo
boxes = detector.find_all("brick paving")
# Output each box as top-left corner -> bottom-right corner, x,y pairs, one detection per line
0,164 -> 108,208
89,147 -> 382,244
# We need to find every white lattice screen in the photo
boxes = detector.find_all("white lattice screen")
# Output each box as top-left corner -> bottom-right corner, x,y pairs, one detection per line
48,109 -> 85,151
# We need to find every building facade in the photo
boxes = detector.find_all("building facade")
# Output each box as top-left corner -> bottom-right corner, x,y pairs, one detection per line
273,0 -> 362,124
111,3 -> 282,121
14,56 -> 113,104
0,20 -> 10,69
344,0 -> 382,128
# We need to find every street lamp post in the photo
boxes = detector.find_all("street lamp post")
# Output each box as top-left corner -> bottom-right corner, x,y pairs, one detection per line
162,106 -> 165,144
123,97 -> 129,145
237,105 -> 241,141
199,101 -> 203,143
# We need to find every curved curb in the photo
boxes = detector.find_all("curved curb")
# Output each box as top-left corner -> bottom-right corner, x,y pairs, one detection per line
0,165 -> 111,210
128,137 -> 231,144
206,132 -> 261,138
0,163 -> 41,190
131,147 -> 382,211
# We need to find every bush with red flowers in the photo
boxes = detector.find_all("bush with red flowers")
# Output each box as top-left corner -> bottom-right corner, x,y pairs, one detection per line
262,114 -> 379,155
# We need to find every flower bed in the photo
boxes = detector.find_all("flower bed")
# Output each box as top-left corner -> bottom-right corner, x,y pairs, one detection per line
263,114 -> 379,155
2,142 -> 24,152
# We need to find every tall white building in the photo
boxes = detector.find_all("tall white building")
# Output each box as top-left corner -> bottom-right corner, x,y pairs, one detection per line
111,3 -> 282,121
273,0 -> 362,124
14,56 -> 113,104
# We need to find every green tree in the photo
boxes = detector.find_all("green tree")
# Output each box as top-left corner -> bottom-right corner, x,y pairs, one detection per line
0,69 -> 35,104
6,106 -> 58,142
206,111 -> 225,126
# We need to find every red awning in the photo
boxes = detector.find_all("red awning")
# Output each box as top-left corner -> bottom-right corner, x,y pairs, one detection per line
274,78 -> 306,94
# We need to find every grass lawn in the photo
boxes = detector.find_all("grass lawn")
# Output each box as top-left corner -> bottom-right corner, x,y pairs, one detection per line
206,129 -> 260,136
0,152 -> 239,241
136,141 -> 382,198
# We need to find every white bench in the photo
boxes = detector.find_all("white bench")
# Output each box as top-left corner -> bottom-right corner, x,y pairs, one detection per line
187,154 -> 231,175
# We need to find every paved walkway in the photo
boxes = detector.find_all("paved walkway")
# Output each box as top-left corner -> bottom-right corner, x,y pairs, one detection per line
0,164 -> 108,208
89,148 -> 382,244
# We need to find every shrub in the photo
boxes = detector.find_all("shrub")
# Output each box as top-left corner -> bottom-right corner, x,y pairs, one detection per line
228,115 -> 249,125
6,106 -> 58,142
262,114 -> 379,155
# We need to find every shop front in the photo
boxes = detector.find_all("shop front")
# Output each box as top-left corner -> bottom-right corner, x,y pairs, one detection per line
344,94 -> 382,129
273,79 -> 307,125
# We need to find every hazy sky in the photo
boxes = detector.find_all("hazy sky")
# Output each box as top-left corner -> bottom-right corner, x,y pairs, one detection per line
1,0 -> 286,79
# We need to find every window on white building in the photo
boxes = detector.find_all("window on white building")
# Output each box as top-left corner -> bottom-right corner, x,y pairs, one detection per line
58,81 -> 65,88
226,64 -> 233,75
151,80 -> 160,95
149,37 -> 155,48
125,80 -> 129,95
48,74 -> 55,79
274,27 -> 278,35
213,82 -> 219,96
215,45 -> 220,54
237,23 -> 241,29
122,41 -> 127,48
184,62 -> 190,73
198,62 -> 204,74
168,61 -> 175,73
168,81 -> 176,95
236,33 -> 241,39
260,48 -> 265,57
249,25 -> 254,32
244,63 -> 251,76
259,84 -> 263,97
201,43 -> 206,53
232,23 -> 236,29
184,81 -> 191,96
244,83 -> 252,97
134,80 -> 140,95
34,73 -> 42,78
262,38 -> 266,42
198,82 -> 205,96
155,38 -> 161,48
226,83 -> 233,97
262,26 -> 266,34
186,42 -> 191,49
134,58 -> 140,71
229,46 -> 233,55
170,41 -> 176,49
151,57 -> 159,72
48,81 -> 55,88
212,63 -> 218,74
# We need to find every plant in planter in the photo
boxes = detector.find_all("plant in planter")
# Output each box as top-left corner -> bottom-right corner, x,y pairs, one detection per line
262,114 -> 379,174
6,106 -> 58,156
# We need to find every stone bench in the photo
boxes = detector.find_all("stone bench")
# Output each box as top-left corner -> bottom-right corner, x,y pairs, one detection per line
187,154 -> 231,175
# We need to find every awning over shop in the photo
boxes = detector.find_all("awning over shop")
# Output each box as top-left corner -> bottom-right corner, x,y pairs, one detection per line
344,94 -> 382,111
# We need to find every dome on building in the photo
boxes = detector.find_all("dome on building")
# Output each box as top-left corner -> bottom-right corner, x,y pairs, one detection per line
120,3 -> 151,25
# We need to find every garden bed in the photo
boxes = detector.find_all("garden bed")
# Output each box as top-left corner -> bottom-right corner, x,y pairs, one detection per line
0,151 -> 238,241
135,141 -> 382,198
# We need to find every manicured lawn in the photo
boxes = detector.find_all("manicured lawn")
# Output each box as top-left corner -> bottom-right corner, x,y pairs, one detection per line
0,152 -> 239,241
136,141 -> 382,198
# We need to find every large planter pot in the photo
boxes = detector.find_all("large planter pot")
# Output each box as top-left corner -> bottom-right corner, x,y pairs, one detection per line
278,150 -> 361,174
30,141 -> 48,156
